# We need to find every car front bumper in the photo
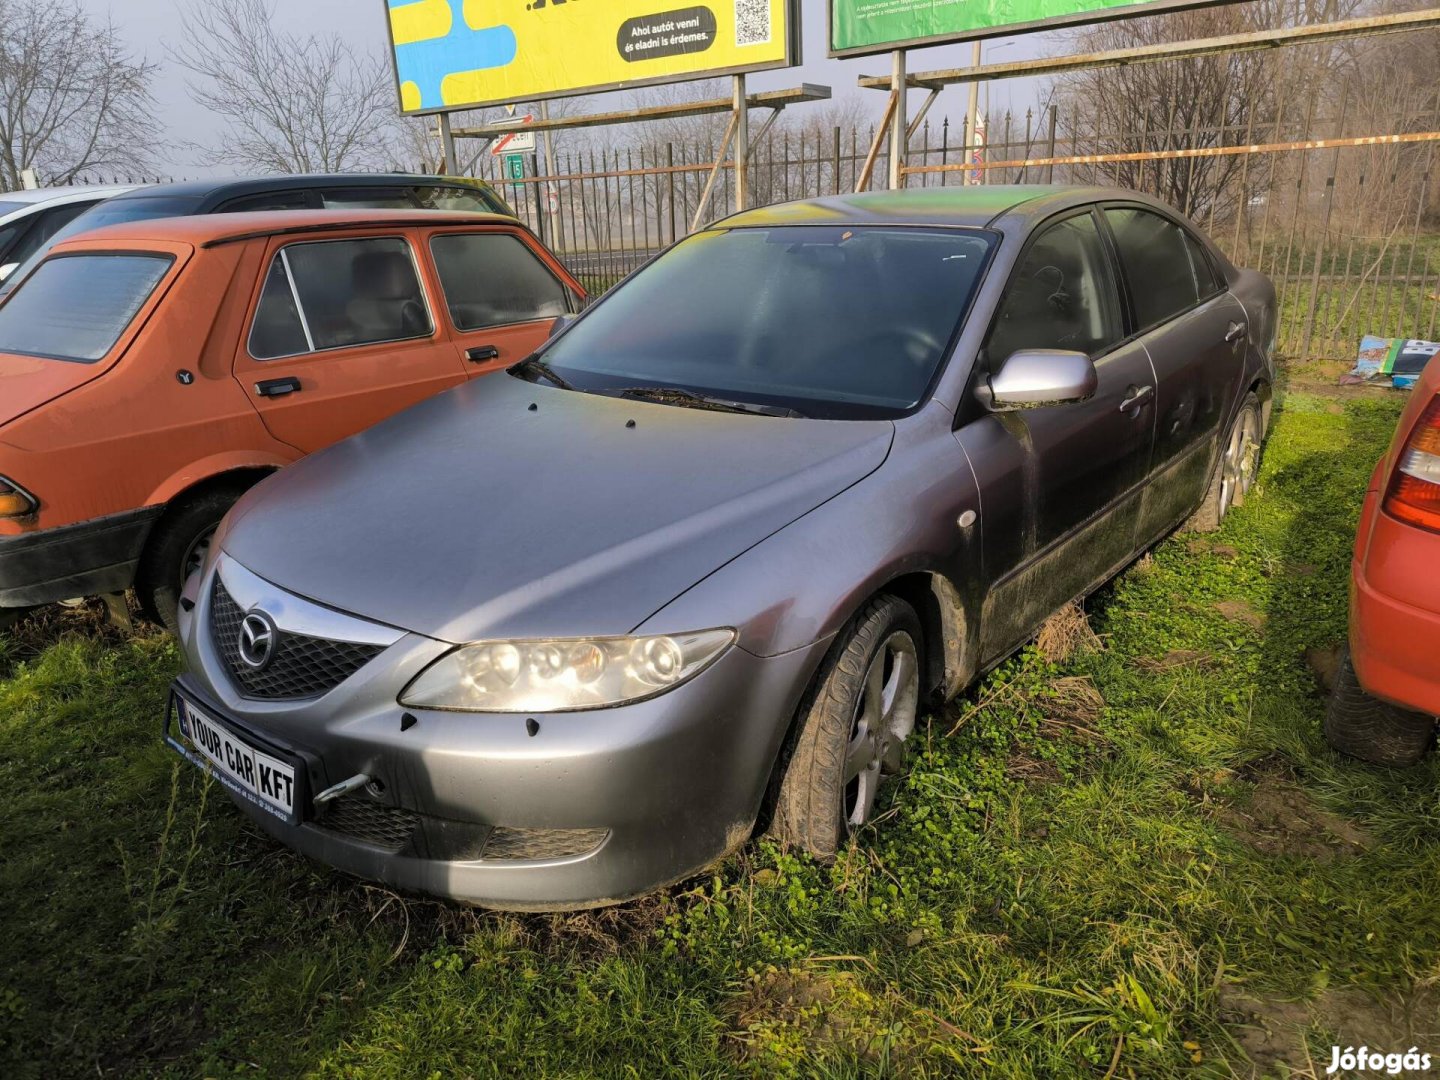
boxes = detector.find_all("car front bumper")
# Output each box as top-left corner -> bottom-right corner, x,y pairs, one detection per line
174,555 -> 828,910
0,506 -> 161,607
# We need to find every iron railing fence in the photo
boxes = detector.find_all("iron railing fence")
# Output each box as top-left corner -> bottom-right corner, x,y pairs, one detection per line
475,101 -> 1440,360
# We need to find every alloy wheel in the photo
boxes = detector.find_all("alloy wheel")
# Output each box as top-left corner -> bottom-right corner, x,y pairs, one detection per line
842,630 -> 919,830
1219,407 -> 1261,515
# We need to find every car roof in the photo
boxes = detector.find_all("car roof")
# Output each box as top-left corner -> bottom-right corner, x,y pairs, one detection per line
715,185 -> 1151,230
55,208 -> 524,248
100,174 -> 497,203
0,184 -> 139,208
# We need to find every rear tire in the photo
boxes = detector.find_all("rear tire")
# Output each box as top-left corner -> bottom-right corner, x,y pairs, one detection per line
1187,391 -> 1263,532
136,484 -> 252,635
771,594 -> 922,860
1324,646 -> 1435,767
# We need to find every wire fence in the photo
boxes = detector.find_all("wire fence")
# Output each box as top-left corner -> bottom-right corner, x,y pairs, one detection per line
475,99 -> 1440,360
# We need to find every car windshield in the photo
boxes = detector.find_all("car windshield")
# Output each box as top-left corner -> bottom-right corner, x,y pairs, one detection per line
535,225 -> 994,419
0,253 -> 174,362
0,195 -> 201,296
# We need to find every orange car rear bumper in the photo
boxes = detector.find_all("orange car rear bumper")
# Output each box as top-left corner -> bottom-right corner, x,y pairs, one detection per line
1350,491 -> 1440,717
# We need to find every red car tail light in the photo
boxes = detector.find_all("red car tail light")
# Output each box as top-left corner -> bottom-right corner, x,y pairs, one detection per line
1383,394 -> 1440,533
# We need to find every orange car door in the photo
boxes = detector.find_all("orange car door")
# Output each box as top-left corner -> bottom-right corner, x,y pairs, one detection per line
423,227 -> 578,378
232,230 -> 469,454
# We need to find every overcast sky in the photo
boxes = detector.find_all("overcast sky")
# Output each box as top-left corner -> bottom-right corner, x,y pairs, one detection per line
77,0 -> 1052,176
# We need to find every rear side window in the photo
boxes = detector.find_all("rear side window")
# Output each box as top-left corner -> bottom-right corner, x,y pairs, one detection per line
319,186 -> 503,213
0,253 -> 172,363
1182,231 -> 1225,297
219,191 -> 316,212
1105,208 -> 1206,329
249,237 -> 433,360
430,233 -> 570,330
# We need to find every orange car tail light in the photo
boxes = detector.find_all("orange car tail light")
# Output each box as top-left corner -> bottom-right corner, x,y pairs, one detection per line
1383,393 -> 1440,533
0,476 -> 36,519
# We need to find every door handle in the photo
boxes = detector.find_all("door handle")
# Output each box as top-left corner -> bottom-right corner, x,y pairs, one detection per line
1118,384 -> 1154,412
466,345 -> 500,363
1225,320 -> 1248,343
255,377 -> 301,398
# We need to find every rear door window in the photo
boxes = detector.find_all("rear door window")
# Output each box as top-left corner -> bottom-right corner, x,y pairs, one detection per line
0,253 -> 173,362
1104,207 -> 1206,330
248,237 -> 433,359
429,232 -> 570,330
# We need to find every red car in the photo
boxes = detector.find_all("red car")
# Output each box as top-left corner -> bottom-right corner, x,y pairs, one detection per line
1328,353 -> 1440,764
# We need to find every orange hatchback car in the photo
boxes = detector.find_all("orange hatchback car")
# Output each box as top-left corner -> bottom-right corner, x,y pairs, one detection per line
0,210 -> 584,629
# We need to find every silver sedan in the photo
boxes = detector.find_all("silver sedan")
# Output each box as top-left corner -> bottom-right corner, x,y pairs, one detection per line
168,186 -> 1276,910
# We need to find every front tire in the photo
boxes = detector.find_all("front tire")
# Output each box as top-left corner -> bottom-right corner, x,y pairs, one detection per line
136,484 -> 250,634
1187,391 -> 1263,532
771,594 -> 922,859
1324,646 -> 1435,767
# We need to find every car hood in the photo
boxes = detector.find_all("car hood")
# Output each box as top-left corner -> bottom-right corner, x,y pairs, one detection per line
0,352 -> 110,428
221,374 -> 894,643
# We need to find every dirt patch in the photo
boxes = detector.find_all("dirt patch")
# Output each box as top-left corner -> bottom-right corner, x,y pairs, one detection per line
1305,644 -> 1343,693
1216,600 -> 1268,631
1035,601 -> 1101,663
1218,776 -> 1371,859
1219,983 -> 1440,1077
1135,649 -> 1218,673
1006,751 -> 1064,786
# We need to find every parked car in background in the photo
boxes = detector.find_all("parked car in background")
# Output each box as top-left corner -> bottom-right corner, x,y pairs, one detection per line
1326,352 -> 1440,765
168,186 -> 1276,911
0,174 -> 515,298
0,209 -> 584,630
0,184 -> 138,281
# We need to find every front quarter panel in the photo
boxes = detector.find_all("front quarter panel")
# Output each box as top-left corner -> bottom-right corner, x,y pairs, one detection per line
635,404 -> 983,672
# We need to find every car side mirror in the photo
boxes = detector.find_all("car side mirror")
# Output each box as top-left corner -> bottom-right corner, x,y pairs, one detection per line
980,349 -> 1098,411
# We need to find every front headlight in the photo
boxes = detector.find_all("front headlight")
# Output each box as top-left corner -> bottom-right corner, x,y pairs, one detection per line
398,629 -> 736,713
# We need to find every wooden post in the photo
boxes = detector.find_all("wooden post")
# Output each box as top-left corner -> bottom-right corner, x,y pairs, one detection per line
887,50 -> 906,189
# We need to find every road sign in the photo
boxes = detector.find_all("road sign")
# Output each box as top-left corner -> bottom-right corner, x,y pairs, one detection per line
504,153 -> 526,181
491,129 -> 536,155
489,114 -> 536,156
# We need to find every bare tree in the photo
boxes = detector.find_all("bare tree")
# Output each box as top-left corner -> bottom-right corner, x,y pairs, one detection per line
174,0 -> 396,173
0,0 -> 157,190
1047,0 -> 1363,220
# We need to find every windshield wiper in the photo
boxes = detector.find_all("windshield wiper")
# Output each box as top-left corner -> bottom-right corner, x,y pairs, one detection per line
613,385 -> 805,418
509,354 -> 576,391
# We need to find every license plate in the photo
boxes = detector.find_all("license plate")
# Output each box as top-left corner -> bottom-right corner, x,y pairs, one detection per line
167,693 -> 299,825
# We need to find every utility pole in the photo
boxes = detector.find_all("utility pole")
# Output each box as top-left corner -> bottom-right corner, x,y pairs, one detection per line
965,40 -> 981,184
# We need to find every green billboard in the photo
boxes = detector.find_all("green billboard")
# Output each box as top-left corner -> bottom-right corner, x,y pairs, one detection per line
829,0 -> 1231,57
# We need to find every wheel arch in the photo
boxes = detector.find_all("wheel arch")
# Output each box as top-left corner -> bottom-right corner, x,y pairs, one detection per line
142,451 -> 292,509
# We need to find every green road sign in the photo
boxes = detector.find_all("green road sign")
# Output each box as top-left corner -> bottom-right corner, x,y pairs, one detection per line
828,0 -> 1232,57
504,153 -> 525,181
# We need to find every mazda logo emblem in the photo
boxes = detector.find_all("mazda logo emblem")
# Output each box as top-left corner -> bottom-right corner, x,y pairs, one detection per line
237,611 -> 278,670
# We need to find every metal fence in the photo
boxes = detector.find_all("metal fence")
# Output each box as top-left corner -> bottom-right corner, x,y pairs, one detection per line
475,100 -> 1440,361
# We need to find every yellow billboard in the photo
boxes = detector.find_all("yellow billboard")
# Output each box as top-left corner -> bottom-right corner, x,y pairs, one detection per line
384,0 -> 798,115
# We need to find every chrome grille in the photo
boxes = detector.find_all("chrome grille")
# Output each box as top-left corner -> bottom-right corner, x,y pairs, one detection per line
211,578 -> 384,700
315,799 -> 419,852
482,827 -> 609,861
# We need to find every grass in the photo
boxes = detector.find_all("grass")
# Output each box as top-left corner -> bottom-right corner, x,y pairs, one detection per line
3,384 -> 1438,1078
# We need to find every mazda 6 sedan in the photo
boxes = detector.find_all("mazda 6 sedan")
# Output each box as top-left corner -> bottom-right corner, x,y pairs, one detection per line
168,186 -> 1276,910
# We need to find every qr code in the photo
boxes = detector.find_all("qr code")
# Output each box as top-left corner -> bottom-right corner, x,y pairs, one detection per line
735,0 -> 770,46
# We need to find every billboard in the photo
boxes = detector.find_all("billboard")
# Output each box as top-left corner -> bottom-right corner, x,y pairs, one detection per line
385,0 -> 799,115
829,0 -> 1232,58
